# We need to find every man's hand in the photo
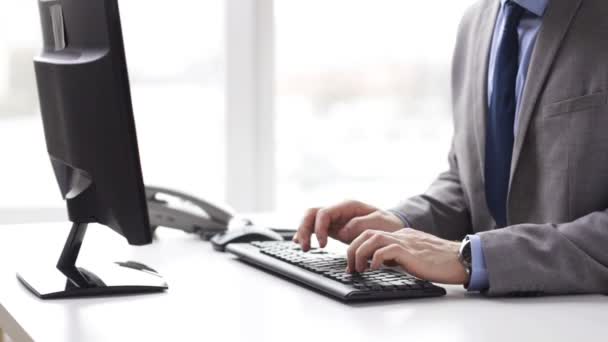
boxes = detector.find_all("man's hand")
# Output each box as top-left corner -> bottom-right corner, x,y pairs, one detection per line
347,228 -> 469,285
293,200 -> 404,251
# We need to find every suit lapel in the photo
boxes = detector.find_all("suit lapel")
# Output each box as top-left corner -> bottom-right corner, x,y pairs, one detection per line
508,0 -> 583,183
473,0 -> 500,183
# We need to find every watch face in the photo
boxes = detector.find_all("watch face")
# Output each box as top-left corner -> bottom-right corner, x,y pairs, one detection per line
459,238 -> 472,266
462,243 -> 472,263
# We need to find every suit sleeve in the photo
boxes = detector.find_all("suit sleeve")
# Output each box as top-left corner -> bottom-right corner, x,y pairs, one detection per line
479,212 -> 608,295
390,141 -> 473,241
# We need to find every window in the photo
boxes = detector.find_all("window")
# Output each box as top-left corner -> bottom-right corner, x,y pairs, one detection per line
0,2 -> 56,208
120,0 -> 226,204
0,1 -> 225,208
274,0 -> 475,211
2,0 -> 476,217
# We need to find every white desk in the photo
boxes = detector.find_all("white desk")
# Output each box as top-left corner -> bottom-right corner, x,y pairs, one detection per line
0,223 -> 606,342
0,208 -> 65,225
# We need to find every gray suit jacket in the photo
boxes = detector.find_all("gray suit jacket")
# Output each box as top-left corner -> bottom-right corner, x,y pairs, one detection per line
392,0 -> 608,296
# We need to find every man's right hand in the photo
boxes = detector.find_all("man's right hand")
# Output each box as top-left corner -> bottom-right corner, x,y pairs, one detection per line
292,200 -> 405,251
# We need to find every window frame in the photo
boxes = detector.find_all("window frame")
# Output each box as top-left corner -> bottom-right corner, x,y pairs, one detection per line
225,0 -> 276,212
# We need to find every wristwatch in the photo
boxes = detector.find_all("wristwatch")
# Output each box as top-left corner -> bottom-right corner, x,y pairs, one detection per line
458,236 -> 472,286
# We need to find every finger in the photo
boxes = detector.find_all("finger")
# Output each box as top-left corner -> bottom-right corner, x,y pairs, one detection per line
335,216 -> 365,242
314,200 -> 376,247
313,207 -> 337,248
295,208 -> 319,251
346,230 -> 382,273
354,232 -> 401,273
339,213 -> 374,241
340,211 -> 397,241
370,244 -> 411,271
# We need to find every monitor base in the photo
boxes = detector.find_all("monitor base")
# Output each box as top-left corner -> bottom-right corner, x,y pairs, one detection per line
16,222 -> 167,300
17,262 -> 168,300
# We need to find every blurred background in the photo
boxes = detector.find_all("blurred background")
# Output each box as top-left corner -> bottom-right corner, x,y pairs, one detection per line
0,0 -> 474,222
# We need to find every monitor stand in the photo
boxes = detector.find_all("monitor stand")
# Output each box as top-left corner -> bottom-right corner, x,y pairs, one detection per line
16,222 -> 168,299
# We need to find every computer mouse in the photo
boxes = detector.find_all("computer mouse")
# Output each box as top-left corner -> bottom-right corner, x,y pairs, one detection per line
211,226 -> 284,252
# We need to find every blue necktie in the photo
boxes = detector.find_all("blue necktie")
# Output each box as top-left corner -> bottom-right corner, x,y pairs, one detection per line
485,1 -> 525,227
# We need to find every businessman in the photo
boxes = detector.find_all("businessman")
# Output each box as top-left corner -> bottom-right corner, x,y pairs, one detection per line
294,0 -> 608,296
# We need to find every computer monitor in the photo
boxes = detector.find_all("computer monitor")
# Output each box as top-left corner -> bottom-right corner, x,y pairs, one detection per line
17,0 -> 168,299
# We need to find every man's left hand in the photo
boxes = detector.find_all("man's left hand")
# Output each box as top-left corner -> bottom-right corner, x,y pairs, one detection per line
346,228 -> 469,285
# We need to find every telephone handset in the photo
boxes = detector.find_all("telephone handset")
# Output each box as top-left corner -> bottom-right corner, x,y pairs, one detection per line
145,186 -> 240,240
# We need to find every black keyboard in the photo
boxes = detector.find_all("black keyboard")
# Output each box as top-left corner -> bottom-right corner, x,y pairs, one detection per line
226,241 -> 446,302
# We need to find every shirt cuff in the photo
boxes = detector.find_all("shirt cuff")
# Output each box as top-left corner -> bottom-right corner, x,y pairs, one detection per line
387,209 -> 411,228
466,234 -> 490,292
